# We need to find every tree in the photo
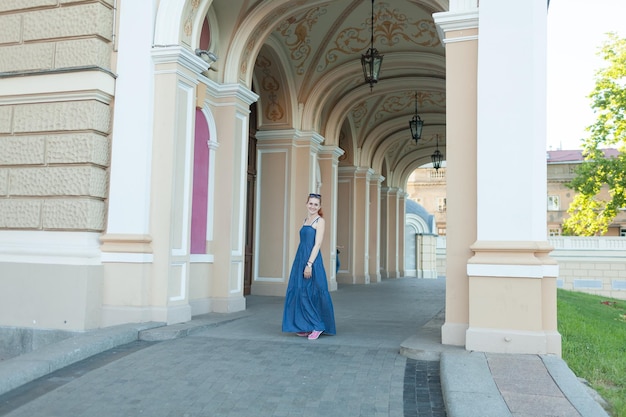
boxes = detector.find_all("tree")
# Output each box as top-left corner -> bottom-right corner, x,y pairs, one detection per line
563,33 -> 626,236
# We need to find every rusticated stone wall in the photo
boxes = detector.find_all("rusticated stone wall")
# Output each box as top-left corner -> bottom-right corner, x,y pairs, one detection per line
0,1 -> 114,231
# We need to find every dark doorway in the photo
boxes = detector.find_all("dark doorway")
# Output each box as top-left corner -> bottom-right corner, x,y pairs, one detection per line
243,101 -> 257,295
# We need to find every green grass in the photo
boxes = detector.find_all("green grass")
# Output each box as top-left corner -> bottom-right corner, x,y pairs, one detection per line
558,289 -> 626,417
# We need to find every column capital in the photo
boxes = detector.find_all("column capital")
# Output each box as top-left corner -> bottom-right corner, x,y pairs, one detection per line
337,166 -> 373,179
371,174 -> 385,184
255,129 -> 324,148
204,81 -> 258,108
152,45 -> 207,76
318,145 -> 344,160
433,9 -> 479,44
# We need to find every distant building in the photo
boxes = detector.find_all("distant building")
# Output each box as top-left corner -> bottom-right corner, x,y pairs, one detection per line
547,149 -> 625,236
406,149 -> 626,237
406,168 -> 447,236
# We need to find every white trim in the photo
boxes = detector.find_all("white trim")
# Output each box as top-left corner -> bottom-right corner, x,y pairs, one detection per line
441,35 -> 478,44
200,107 -> 219,243
0,231 -> 101,265
101,252 -> 154,263
230,111 -> 248,259
171,80 -> 195,257
467,263 -> 559,278
190,254 -> 214,263
0,70 -> 115,105
153,0 -> 185,46
169,262 -> 187,301
106,4 -> 155,236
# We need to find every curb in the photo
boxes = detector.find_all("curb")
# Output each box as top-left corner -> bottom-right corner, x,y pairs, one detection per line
0,322 -> 162,397
440,351 -> 512,417
541,355 -> 610,417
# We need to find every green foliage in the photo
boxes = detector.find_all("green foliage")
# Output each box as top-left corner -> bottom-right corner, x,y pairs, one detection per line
564,33 -> 626,235
558,289 -> 626,416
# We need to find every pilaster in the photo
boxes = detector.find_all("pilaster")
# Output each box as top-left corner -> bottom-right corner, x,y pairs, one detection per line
468,0 -> 560,355
337,167 -> 372,284
253,129 -> 328,295
398,191 -> 407,277
382,187 -> 400,278
318,146 -> 343,291
434,2 -> 478,347
369,175 -> 383,283
204,82 -> 258,310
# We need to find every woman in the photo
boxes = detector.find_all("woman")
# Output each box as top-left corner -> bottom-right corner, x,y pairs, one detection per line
282,193 -> 336,340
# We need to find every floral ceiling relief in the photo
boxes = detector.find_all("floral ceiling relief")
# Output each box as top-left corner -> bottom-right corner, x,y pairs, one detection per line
240,0 -> 310,79
319,2 -> 440,73
277,7 -> 327,76
373,91 -> 444,125
255,55 -> 286,124
183,0 -> 201,38
350,101 -> 369,130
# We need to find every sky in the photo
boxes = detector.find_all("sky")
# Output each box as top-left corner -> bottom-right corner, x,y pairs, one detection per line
546,0 -> 626,150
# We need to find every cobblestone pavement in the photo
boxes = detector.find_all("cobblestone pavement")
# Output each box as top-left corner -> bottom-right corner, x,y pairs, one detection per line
0,278 -> 447,417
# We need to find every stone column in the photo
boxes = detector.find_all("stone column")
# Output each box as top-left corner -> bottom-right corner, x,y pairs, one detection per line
369,175 -> 383,283
380,187 -> 389,279
140,46 -> 209,324
398,192 -> 407,277
318,146 -> 343,291
336,167 -> 371,284
434,1 -> 479,347
471,0 -> 559,354
205,83 -> 258,311
253,130 -> 329,295
385,187 -> 400,278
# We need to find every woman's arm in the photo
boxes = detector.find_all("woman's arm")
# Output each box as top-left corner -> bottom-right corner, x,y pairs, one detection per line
307,217 -> 325,265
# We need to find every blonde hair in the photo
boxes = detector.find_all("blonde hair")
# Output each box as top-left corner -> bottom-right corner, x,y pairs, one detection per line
307,193 -> 323,217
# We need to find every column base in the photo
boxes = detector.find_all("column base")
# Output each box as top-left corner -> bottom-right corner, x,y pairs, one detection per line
466,327 -> 562,355
441,321 -> 468,346
336,274 -> 370,284
417,269 -> 439,279
189,298 -> 211,316
210,295 -> 246,313
101,306 -> 155,327
101,303 -> 192,327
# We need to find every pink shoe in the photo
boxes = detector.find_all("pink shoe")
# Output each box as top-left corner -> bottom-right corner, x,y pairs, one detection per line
296,332 -> 311,337
308,330 -> 323,340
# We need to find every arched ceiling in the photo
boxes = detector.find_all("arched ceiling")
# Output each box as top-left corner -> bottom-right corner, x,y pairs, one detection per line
211,0 -> 448,187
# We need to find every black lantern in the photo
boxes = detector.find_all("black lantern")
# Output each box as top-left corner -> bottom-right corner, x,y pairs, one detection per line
431,134 -> 443,171
361,0 -> 383,91
409,93 -> 423,143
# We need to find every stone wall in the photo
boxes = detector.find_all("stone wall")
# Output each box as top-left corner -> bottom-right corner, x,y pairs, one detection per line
0,1 -> 114,231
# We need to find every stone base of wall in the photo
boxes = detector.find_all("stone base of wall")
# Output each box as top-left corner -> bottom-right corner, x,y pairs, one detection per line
0,327 -> 79,361
555,261 -> 626,300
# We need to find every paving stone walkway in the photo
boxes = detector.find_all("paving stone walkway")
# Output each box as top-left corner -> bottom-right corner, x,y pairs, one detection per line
0,278 -> 448,417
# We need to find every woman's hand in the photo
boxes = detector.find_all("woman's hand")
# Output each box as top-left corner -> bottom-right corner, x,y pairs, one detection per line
303,264 -> 312,279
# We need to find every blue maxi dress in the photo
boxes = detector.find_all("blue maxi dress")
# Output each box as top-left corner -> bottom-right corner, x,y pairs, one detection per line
282,218 -> 336,335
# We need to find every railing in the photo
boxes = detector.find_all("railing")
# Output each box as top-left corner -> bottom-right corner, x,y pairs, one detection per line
434,236 -> 626,300
435,236 -> 626,252
548,236 -> 626,251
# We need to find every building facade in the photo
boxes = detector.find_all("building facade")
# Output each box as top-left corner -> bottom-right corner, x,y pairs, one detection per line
407,149 -> 626,237
546,149 -> 626,236
0,0 -> 560,355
